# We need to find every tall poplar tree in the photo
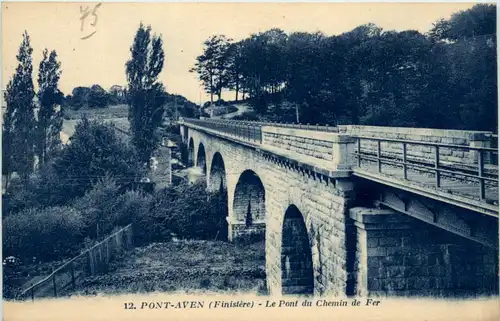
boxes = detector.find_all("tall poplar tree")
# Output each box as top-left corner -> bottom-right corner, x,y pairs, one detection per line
3,31 -> 36,187
126,23 -> 166,166
36,49 -> 63,165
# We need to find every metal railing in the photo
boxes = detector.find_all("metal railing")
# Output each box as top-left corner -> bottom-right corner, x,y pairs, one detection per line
16,224 -> 133,301
183,118 -> 263,143
180,118 -> 338,144
354,136 -> 499,201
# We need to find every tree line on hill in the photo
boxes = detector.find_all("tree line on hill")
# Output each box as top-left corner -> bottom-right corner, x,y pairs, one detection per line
63,84 -> 127,109
191,4 -> 497,131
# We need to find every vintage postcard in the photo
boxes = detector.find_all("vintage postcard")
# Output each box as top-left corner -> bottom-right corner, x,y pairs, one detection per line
1,2 -> 499,320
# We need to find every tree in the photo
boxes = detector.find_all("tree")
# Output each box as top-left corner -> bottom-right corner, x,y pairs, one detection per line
430,4 -> 496,42
126,23 -> 166,165
71,86 -> 91,108
52,116 -> 142,200
191,35 -> 232,104
88,84 -> 109,108
36,49 -> 63,165
109,85 -> 126,104
2,87 -> 15,190
3,31 -> 36,187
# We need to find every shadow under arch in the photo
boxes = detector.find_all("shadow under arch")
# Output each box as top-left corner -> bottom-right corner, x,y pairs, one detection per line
231,170 -> 266,242
208,152 -> 228,241
281,204 -> 314,295
197,142 -> 207,174
188,138 -> 195,167
209,152 -> 226,192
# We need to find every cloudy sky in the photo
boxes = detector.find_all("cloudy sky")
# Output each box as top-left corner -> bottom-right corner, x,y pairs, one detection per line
2,2 -> 475,104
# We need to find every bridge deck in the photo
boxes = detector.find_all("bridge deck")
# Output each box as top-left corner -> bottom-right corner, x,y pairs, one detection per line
356,160 -> 498,202
180,118 -> 498,216
354,160 -> 498,217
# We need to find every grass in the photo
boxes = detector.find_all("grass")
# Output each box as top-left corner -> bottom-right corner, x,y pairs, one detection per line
61,105 -> 130,144
73,239 -> 266,296
63,104 -> 129,120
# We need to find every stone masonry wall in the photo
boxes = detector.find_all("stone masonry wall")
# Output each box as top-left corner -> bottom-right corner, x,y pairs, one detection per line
350,208 -> 499,297
187,126 -> 356,296
262,127 -> 334,161
339,125 -> 494,166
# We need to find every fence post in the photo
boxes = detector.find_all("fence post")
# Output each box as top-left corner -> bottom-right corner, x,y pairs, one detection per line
31,283 -> 34,302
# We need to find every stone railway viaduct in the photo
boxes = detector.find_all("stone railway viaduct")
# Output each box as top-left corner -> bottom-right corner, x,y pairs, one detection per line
178,118 -> 499,297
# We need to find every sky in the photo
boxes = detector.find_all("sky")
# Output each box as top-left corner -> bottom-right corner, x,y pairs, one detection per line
2,2 -> 477,104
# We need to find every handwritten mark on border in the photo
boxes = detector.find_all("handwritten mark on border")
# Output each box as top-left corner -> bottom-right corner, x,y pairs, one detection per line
80,3 -> 102,40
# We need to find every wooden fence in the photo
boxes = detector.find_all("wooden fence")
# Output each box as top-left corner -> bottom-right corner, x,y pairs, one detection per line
16,224 -> 133,301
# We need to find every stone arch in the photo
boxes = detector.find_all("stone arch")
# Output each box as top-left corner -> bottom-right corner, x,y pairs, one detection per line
181,126 -> 188,144
209,152 -> 226,192
188,138 -> 195,167
230,170 -> 266,242
281,204 -> 314,295
208,151 -> 228,241
197,142 -> 207,174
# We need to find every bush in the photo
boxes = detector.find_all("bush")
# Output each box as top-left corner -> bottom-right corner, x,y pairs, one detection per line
151,182 -> 228,241
53,116 -> 142,199
72,177 -> 121,240
113,190 -> 154,246
3,206 -> 85,262
72,177 -> 155,245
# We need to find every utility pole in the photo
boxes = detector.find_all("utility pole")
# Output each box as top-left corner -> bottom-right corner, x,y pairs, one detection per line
199,92 -> 202,118
174,96 -> 178,121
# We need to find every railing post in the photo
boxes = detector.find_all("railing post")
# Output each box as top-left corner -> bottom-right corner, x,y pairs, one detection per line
377,140 -> 381,173
357,138 -> 361,167
402,143 -> 407,180
435,145 -> 440,188
478,149 -> 485,200
31,283 -> 34,302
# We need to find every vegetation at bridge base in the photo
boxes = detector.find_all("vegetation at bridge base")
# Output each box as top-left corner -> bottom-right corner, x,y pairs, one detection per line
151,181 -> 229,242
191,4 -> 497,132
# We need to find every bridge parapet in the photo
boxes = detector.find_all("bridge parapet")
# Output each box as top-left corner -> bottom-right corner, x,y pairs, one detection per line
261,126 -> 356,174
339,125 -> 496,166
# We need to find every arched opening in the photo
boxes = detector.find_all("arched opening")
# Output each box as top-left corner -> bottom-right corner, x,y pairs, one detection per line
208,152 -> 228,241
188,138 -> 195,167
232,170 -> 265,242
281,205 -> 314,295
209,152 -> 226,192
196,143 -> 207,175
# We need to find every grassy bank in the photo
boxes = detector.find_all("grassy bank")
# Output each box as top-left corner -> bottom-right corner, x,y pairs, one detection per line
74,240 -> 267,296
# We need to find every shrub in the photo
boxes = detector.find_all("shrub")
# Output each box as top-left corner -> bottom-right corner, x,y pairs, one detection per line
72,177 -> 121,240
3,206 -> 85,262
72,177 -> 155,245
3,162 -> 79,216
113,190 -> 154,246
53,116 -> 142,200
151,182 -> 228,241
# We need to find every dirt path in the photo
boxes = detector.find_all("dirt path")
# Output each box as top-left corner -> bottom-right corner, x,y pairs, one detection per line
212,103 -> 252,119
